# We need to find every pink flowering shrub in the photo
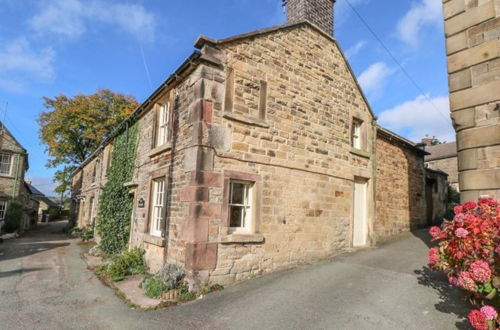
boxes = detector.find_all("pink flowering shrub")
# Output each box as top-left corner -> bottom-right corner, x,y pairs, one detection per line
428,198 -> 499,329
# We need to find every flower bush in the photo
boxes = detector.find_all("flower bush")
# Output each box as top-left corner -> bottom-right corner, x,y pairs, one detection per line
428,198 -> 499,329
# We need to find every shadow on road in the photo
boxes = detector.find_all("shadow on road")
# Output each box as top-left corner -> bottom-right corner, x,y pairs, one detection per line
0,221 -> 71,262
414,267 -> 470,329
0,267 -> 48,278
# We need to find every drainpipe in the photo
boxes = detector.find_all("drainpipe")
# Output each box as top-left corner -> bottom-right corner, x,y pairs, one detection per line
11,153 -> 21,199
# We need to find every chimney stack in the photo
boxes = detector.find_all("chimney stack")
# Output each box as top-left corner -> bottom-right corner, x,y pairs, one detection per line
421,135 -> 434,147
283,0 -> 336,36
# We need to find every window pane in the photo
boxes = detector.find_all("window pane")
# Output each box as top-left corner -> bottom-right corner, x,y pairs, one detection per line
229,206 -> 243,227
231,183 -> 245,204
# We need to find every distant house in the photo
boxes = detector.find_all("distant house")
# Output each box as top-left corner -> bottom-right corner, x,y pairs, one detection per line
422,139 -> 459,191
25,182 -> 60,222
0,122 -> 37,231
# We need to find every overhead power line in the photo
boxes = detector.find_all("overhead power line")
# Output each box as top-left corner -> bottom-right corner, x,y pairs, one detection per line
343,0 -> 452,126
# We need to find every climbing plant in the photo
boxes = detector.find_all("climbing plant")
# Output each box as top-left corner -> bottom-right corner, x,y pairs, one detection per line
96,122 -> 139,255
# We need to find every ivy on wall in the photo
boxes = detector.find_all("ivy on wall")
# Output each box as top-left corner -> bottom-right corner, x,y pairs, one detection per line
96,122 -> 139,255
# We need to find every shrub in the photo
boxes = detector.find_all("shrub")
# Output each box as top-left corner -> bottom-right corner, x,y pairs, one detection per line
156,263 -> 186,290
428,198 -> 499,329
81,227 -> 94,242
141,276 -> 167,299
3,201 -> 23,233
107,248 -> 147,282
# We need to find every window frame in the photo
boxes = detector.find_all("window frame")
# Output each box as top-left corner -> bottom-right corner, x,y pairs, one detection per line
352,118 -> 363,150
150,177 -> 166,237
156,102 -> 170,147
0,200 -> 7,219
0,153 -> 13,176
228,180 -> 254,234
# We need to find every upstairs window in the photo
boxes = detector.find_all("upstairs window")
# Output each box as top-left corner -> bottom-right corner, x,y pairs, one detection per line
229,181 -> 253,233
0,153 -> 12,175
150,178 -> 166,237
157,103 -> 170,147
0,200 -> 7,219
352,119 -> 363,150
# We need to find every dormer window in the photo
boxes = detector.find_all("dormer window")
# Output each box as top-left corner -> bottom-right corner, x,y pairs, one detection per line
157,103 -> 170,147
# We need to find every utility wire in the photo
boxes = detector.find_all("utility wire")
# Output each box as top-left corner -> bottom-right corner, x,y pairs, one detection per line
343,0 -> 452,126
140,42 -> 153,91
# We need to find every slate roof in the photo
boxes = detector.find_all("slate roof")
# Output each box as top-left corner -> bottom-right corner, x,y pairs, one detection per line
424,142 -> 457,162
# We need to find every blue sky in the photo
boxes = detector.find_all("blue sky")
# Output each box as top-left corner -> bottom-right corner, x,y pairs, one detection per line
0,0 -> 453,195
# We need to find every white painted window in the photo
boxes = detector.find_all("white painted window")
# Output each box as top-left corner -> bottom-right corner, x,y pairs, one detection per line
157,103 -> 170,146
150,178 -> 166,237
352,120 -> 362,150
0,200 -> 7,219
0,153 -> 12,175
229,181 -> 253,233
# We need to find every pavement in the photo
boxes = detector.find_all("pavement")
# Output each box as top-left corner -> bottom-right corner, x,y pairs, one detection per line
0,221 -> 470,330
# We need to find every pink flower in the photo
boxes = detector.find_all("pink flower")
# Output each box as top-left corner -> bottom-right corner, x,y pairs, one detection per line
453,213 -> 465,222
448,276 -> 459,286
480,306 -> 497,321
455,228 -> 469,238
463,201 -> 477,211
429,226 -> 442,239
458,272 -> 477,292
468,310 -> 488,330
428,248 -> 440,267
469,261 -> 492,283
496,245 -> 500,255
454,205 -> 463,215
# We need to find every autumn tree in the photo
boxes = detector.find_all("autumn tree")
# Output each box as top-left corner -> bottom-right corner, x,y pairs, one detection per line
38,89 -> 139,194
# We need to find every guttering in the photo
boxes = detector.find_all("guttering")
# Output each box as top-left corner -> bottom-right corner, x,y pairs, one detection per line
72,51 -> 213,176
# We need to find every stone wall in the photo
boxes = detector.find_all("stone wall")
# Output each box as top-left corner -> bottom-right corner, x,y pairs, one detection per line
195,24 -> 378,285
374,132 -> 427,241
443,0 -> 500,202
426,156 -> 459,190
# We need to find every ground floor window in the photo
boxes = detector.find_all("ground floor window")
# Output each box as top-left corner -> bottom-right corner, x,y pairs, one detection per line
229,180 -> 253,233
0,200 -> 7,219
150,178 -> 165,237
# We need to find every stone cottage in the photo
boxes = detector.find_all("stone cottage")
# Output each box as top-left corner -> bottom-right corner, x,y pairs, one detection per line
0,122 -> 38,232
72,0 -> 447,286
422,139 -> 459,191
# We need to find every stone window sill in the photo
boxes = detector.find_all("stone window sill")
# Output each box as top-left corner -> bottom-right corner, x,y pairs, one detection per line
350,148 -> 371,159
148,143 -> 172,158
220,233 -> 265,244
144,234 -> 166,247
0,174 -> 14,179
223,113 -> 270,128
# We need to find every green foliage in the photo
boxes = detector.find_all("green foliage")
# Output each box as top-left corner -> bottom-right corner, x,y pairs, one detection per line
80,227 -> 94,242
156,263 -> 186,290
96,122 -> 139,255
38,89 -> 138,194
3,201 -> 23,233
107,248 -> 147,282
200,283 -> 224,295
444,184 -> 461,220
177,283 -> 197,302
141,276 -> 167,299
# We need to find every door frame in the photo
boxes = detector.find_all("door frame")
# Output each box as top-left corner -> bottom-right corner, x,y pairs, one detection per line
352,177 -> 370,248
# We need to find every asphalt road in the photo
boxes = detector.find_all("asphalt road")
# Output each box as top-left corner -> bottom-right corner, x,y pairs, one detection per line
0,221 -> 470,330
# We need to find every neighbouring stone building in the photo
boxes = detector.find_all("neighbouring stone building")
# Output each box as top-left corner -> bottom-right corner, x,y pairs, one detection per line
442,0 -> 500,202
0,122 -> 38,232
421,139 -> 459,191
73,0 -> 448,286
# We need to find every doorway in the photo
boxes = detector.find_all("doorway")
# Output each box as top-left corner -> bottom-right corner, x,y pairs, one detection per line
353,178 -> 368,247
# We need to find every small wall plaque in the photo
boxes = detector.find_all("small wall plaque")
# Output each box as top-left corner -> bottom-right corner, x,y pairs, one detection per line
138,198 -> 145,209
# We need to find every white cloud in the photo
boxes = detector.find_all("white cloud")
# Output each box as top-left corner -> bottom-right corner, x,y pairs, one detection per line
357,62 -> 394,96
396,0 -> 443,47
29,0 -> 156,42
0,38 -> 55,92
378,94 -> 455,142
345,40 -> 366,59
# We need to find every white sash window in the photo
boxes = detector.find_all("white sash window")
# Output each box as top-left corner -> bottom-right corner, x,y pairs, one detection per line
150,178 -> 166,237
